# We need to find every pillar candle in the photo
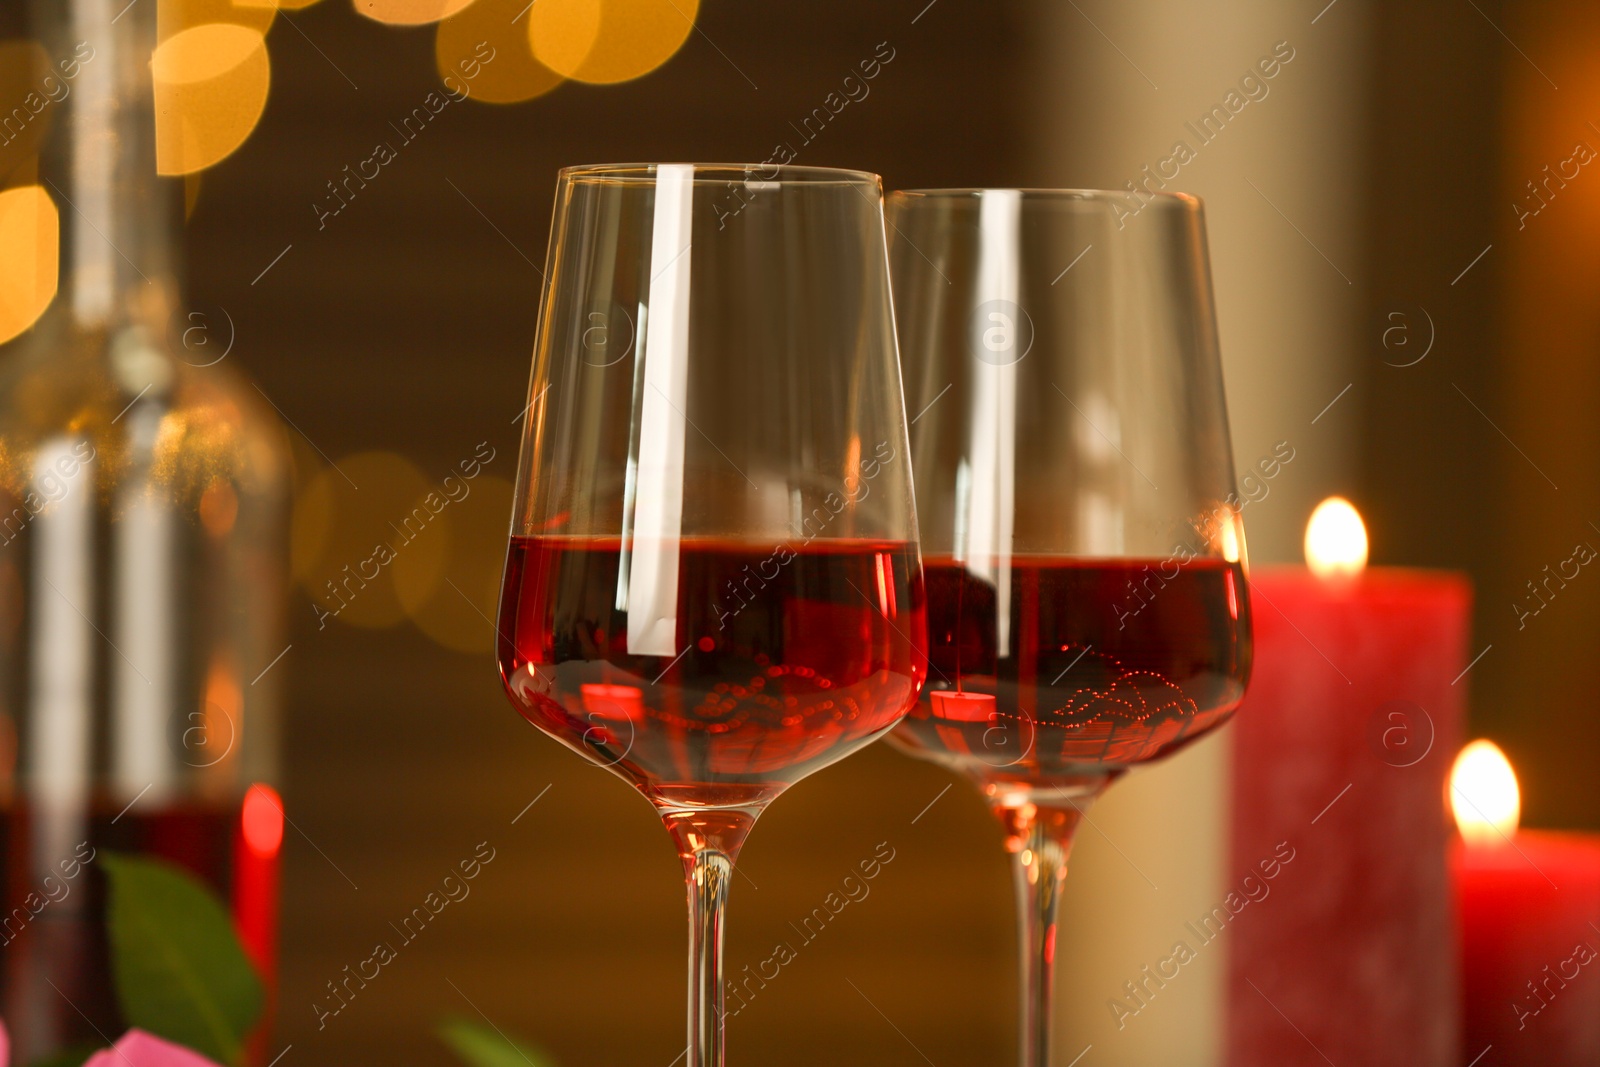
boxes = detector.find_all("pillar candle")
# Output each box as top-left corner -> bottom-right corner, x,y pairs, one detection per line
1229,499 -> 1470,1067
1451,741 -> 1600,1065
236,783 -> 283,1067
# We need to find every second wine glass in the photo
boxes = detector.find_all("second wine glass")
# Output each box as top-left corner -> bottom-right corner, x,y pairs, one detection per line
886,188 -> 1254,1066
497,164 -> 925,1067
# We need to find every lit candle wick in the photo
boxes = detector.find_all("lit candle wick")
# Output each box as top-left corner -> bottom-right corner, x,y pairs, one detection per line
1305,496 -> 1368,580
1451,739 -> 1521,846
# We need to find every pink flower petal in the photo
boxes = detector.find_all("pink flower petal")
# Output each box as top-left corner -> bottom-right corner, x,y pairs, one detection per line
0,1018 -> 9,1067
83,1031 -> 225,1067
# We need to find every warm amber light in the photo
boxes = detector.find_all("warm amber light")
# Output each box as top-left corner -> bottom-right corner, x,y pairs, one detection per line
0,185 -> 59,344
1304,496 -> 1368,579
152,23 -> 272,176
530,0 -> 699,85
1451,740 -> 1520,845
395,474 -> 514,653
199,482 -> 239,537
294,451 -> 438,629
435,0 -> 564,104
158,0 -> 276,42
355,0 -> 474,27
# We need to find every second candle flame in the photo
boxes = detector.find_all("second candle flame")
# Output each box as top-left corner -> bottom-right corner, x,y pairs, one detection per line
1451,739 -> 1521,846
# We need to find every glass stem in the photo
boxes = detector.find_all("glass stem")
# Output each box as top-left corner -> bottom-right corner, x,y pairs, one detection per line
1003,801 -> 1088,1067
664,804 -> 760,1067
686,847 -> 733,1067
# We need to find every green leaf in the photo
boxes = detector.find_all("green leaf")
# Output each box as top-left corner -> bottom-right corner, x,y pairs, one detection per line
102,851 -> 264,1066
437,1017 -> 555,1067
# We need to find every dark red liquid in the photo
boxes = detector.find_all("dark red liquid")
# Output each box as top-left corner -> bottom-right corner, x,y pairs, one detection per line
498,536 -> 926,810
0,797 -> 280,1063
890,555 -> 1251,792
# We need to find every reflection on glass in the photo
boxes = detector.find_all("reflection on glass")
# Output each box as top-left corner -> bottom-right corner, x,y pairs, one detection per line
496,163 -> 924,1067
887,188 -> 1254,1067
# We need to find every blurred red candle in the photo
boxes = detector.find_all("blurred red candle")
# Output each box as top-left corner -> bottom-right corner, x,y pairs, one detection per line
236,781 -> 283,1067
1230,498 -> 1469,1067
1452,740 -> 1600,1065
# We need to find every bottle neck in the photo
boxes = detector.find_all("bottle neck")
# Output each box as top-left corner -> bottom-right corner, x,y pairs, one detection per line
34,0 -> 181,334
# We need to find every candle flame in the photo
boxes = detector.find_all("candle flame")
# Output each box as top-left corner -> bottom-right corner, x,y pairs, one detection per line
1304,496 -> 1368,579
241,783 -> 284,857
1450,740 -> 1520,844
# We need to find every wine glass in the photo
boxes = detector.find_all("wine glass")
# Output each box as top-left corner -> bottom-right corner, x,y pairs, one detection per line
885,188 -> 1253,1065
497,163 -> 925,1067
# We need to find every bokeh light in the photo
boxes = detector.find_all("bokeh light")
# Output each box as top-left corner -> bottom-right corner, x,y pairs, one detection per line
197,660 -> 244,787
354,0 -> 475,28
157,0 -> 276,41
0,185 -> 60,345
152,24 -> 272,176
529,0 -> 699,85
435,0 -> 564,104
292,452 -> 446,629
394,474 -> 513,653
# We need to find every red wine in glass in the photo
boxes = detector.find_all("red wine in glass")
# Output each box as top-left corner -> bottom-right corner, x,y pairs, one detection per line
512,163 -> 918,1067
893,555 -> 1251,821
499,535 -> 927,814
887,186 -> 1254,1066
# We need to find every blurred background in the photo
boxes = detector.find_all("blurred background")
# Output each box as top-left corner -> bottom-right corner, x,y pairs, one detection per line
2,0 -> 1598,1063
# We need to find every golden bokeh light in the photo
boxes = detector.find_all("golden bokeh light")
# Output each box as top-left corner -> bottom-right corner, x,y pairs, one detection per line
198,658 -> 243,789
354,0 -> 475,28
199,481 -> 239,537
0,185 -> 60,345
289,469 -> 333,584
157,0 -> 276,41
394,475 -> 512,654
530,0 -> 699,85
0,41 -> 53,186
293,452 -> 447,629
152,24 -> 272,176
435,0 -> 564,104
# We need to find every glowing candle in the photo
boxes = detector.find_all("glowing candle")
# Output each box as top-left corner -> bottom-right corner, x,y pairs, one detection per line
235,782 -> 283,1066
1453,741 -> 1600,1065
1230,498 -> 1470,1067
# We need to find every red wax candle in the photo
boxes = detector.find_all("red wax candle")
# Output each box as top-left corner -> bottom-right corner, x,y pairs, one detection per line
1229,500 -> 1470,1067
1452,743 -> 1600,1065
236,781 -> 283,1065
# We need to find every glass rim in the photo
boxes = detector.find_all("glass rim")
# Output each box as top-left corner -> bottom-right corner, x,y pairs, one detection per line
891,187 -> 1200,209
558,162 -> 883,186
